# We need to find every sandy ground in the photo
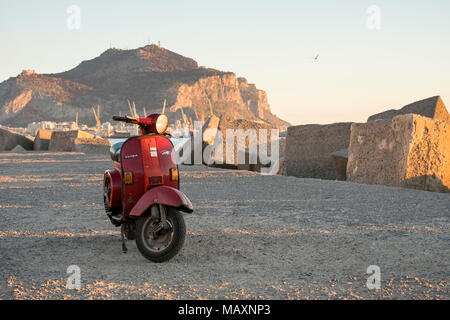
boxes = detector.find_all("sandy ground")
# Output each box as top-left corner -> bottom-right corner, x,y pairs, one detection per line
0,152 -> 448,300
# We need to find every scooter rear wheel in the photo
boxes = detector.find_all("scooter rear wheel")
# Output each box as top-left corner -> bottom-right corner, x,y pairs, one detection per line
135,206 -> 186,262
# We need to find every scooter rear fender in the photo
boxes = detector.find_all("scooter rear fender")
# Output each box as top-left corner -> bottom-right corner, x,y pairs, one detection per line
129,185 -> 194,217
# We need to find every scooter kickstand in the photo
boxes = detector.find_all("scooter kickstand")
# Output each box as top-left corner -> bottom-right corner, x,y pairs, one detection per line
120,225 -> 128,253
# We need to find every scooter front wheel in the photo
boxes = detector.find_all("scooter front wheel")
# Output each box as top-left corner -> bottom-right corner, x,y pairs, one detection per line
135,206 -> 186,262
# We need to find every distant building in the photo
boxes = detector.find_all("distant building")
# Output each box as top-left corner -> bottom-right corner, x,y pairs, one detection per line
27,121 -> 56,135
101,122 -> 113,137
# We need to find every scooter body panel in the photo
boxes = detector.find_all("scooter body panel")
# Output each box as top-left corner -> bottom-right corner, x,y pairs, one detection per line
129,185 -> 194,216
120,134 -> 180,217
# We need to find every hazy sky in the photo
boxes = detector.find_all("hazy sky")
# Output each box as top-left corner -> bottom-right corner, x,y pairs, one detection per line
1,0 -> 449,125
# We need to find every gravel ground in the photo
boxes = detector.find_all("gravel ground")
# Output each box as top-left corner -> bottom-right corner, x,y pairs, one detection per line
0,152 -> 449,300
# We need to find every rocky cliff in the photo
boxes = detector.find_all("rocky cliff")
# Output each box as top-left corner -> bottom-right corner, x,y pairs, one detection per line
0,45 -> 289,128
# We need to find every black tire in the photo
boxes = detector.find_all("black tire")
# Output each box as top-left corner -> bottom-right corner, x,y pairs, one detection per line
103,176 -> 112,213
135,207 -> 186,262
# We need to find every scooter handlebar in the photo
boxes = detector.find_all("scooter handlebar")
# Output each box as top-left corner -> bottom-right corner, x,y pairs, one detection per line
112,116 -> 139,124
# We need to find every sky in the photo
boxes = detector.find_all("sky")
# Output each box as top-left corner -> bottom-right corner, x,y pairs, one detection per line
1,0 -> 449,125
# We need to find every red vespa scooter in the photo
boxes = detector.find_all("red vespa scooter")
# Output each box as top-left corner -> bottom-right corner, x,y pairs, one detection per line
103,114 -> 194,262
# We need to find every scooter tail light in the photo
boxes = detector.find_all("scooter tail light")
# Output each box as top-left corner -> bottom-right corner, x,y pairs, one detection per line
170,168 -> 179,181
124,172 -> 133,185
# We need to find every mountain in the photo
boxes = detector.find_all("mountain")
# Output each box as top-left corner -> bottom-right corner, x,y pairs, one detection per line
0,45 -> 290,128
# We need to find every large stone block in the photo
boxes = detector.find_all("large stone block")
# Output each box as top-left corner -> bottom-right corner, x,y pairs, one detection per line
368,96 -> 450,122
201,115 -> 277,169
347,114 -> 450,193
202,115 -> 220,145
33,129 -> 53,151
177,115 -> 281,171
177,115 -> 221,166
286,122 -> 353,180
48,130 -> 110,154
0,127 -> 34,151
217,116 -> 276,166
74,138 -> 111,154
331,148 -> 348,181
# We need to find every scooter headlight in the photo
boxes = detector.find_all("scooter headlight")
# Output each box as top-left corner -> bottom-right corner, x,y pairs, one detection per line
139,113 -> 169,134
156,114 -> 169,134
